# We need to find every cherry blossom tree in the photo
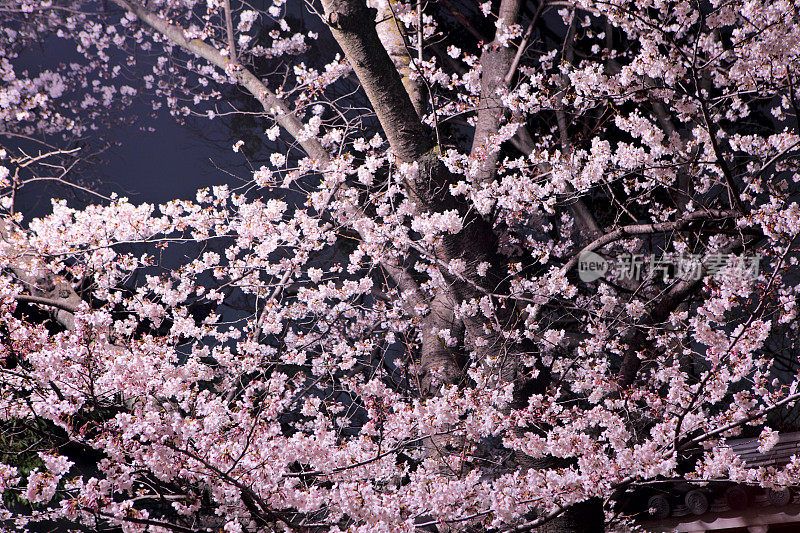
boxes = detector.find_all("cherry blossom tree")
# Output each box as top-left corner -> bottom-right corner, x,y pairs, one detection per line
2,0 -> 800,531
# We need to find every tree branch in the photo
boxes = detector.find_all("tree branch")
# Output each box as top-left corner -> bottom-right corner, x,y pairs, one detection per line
374,0 -> 426,116
617,235 -> 756,388
112,0 -> 329,163
320,0 -> 432,162
562,209 -> 741,272
694,73 -> 746,213
222,0 -> 237,63
114,0 -> 429,316
503,0 -> 546,86
14,294 -> 79,313
470,0 -> 525,185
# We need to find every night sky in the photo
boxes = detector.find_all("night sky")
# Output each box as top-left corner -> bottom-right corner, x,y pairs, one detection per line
11,37 -> 246,220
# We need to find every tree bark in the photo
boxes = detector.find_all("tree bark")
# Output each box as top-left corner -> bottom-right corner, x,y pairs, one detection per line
374,0 -> 426,117
321,0 -> 508,391
470,0 -> 524,185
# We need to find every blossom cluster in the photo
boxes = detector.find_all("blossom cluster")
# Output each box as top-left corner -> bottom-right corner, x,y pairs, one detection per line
2,0 -> 800,532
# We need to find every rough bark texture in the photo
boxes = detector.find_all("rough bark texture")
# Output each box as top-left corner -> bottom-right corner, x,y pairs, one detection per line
470,0 -> 524,185
321,0 -> 431,162
374,0 -> 426,117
